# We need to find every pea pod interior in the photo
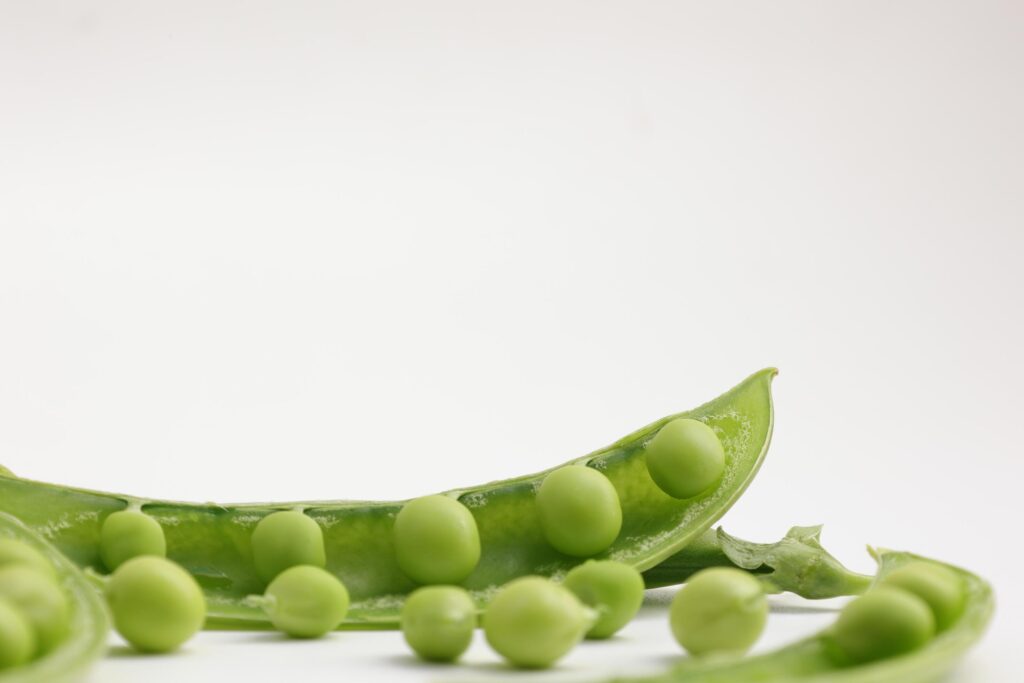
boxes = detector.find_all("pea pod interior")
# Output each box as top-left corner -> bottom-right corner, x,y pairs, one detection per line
0,369 -> 776,627
0,511 -> 109,683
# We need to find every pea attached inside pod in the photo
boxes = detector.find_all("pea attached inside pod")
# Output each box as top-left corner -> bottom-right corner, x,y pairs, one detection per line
401,585 -> 477,662
670,567 -> 767,657
0,566 -> 70,656
878,560 -> 965,632
829,585 -> 935,665
0,598 -> 36,670
563,560 -> 645,639
0,538 -> 57,578
252,565 -> 350,638
250,510 -> 326,585
645,418 -> 725,499
536,465 -> 622,558
100,510 -> 167,571
393,495 -> 481,585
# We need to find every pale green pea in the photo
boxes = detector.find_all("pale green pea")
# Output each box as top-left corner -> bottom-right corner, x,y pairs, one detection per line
393,496 -> 480,585
0,566 -> 69,656
257,565 -> 349,638
670,567 -> 767,657
0,598 -> 36,670
536,466 -> 622,558
830,586 -> 935,665
100,510 -> 167,571
105,556 -> 206,653
250,510 -> 326,585
645,418 -> 725,499
563,560 -> 644,639
401,585 -> 477,662
879,561 -> 965,632
484,576 -> 590,669
0,539 -> 56,579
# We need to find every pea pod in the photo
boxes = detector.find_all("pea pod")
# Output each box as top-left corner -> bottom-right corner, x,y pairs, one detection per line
617,549 -> 993,683
0,369 -> 775,628
0,512 -> 108,683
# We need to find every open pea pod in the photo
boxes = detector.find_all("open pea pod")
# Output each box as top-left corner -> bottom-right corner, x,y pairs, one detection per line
0,368 -> 775,628
0,511 -> 109,683
619,549 -> 993,683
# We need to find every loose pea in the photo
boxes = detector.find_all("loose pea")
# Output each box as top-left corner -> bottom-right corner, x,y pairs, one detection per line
879,561 -> 965,632
830,586 -> 935,665
0,539 -> 56,578
105,556 -> 206,653
100,510 -> 167,572
258,565 -> 349,638
484,576 -> 590,669
563,560 -> 644,639
0,598 -> 36,670
250,510 -> 326,585
401,585 -> 477,662
393,496 -> 480,585
536,466 -> 622,558
645,418 -> 725,499
670,567 -> 767,657
0,566 -> 69,655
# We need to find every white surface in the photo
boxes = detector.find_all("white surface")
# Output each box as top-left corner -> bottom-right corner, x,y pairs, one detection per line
0,1 -> 1021,681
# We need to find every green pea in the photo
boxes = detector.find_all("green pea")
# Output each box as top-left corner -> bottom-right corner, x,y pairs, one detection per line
879,561 -> 965,632
0,598 -> 36,670
484,576 -> 590,669
0,539 -> 56,578
670,567 -> 767,657
830,586 -> 935,665
100,510 -> 167,572
259,565 -> 349,638
250,510 -> 326,585
393,496 -> 480,585
645,418 -> 725,499
401,585 -> 477,662
536,466 -> 622,558
105,556 -> 206,653
0,566 -> 69,655
563,560 -> 644,639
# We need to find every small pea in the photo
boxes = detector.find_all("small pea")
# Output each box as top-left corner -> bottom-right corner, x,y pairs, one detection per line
829,586 -> 935,665
645,418 -> 725,499
258,565 -> 350,638
0,598 -> 36,670
879,561 -> 965,631
670,567 -> 767,657
401,585 -> 477,662
100,510 -> 167,572
563,560 -> 644,639
0,539 -> 56,578
105,556 -> 206,653
393,496 -> 480,585
0,566 -> 69,655
250,511 -> 326,585
536,466 -> 622,558
484,576 -> 590,669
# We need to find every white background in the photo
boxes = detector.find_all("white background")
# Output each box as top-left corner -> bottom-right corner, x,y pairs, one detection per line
1,1 -> 1021,681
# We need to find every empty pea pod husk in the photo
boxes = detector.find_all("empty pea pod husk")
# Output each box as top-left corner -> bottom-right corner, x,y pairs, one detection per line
1,369 -> 784,628
0,511 -> 109,683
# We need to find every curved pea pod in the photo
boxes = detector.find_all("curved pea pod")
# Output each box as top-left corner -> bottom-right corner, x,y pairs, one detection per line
0,512 -> 109,683
0,368 -> 776,629
617,549 -> 993,683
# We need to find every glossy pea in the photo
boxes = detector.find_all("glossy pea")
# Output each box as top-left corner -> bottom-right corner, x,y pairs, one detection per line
100,510 -> 167,571
879,561 -> 965,632
563,560 -> 644,639
830,586 -> 935,664
105,556 -> 206,653
401,586 -> 477,662
0,538 -> 56,578
536,466 -> 622,558
0,566 -> 69,656
393,496 -> 480,585
260,565 -> 349,638
484,576 -> 590,669
645,418 -> 725,499
250,511 -> 326,585
670,567 -> 767,657
0,598 -> 36,670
